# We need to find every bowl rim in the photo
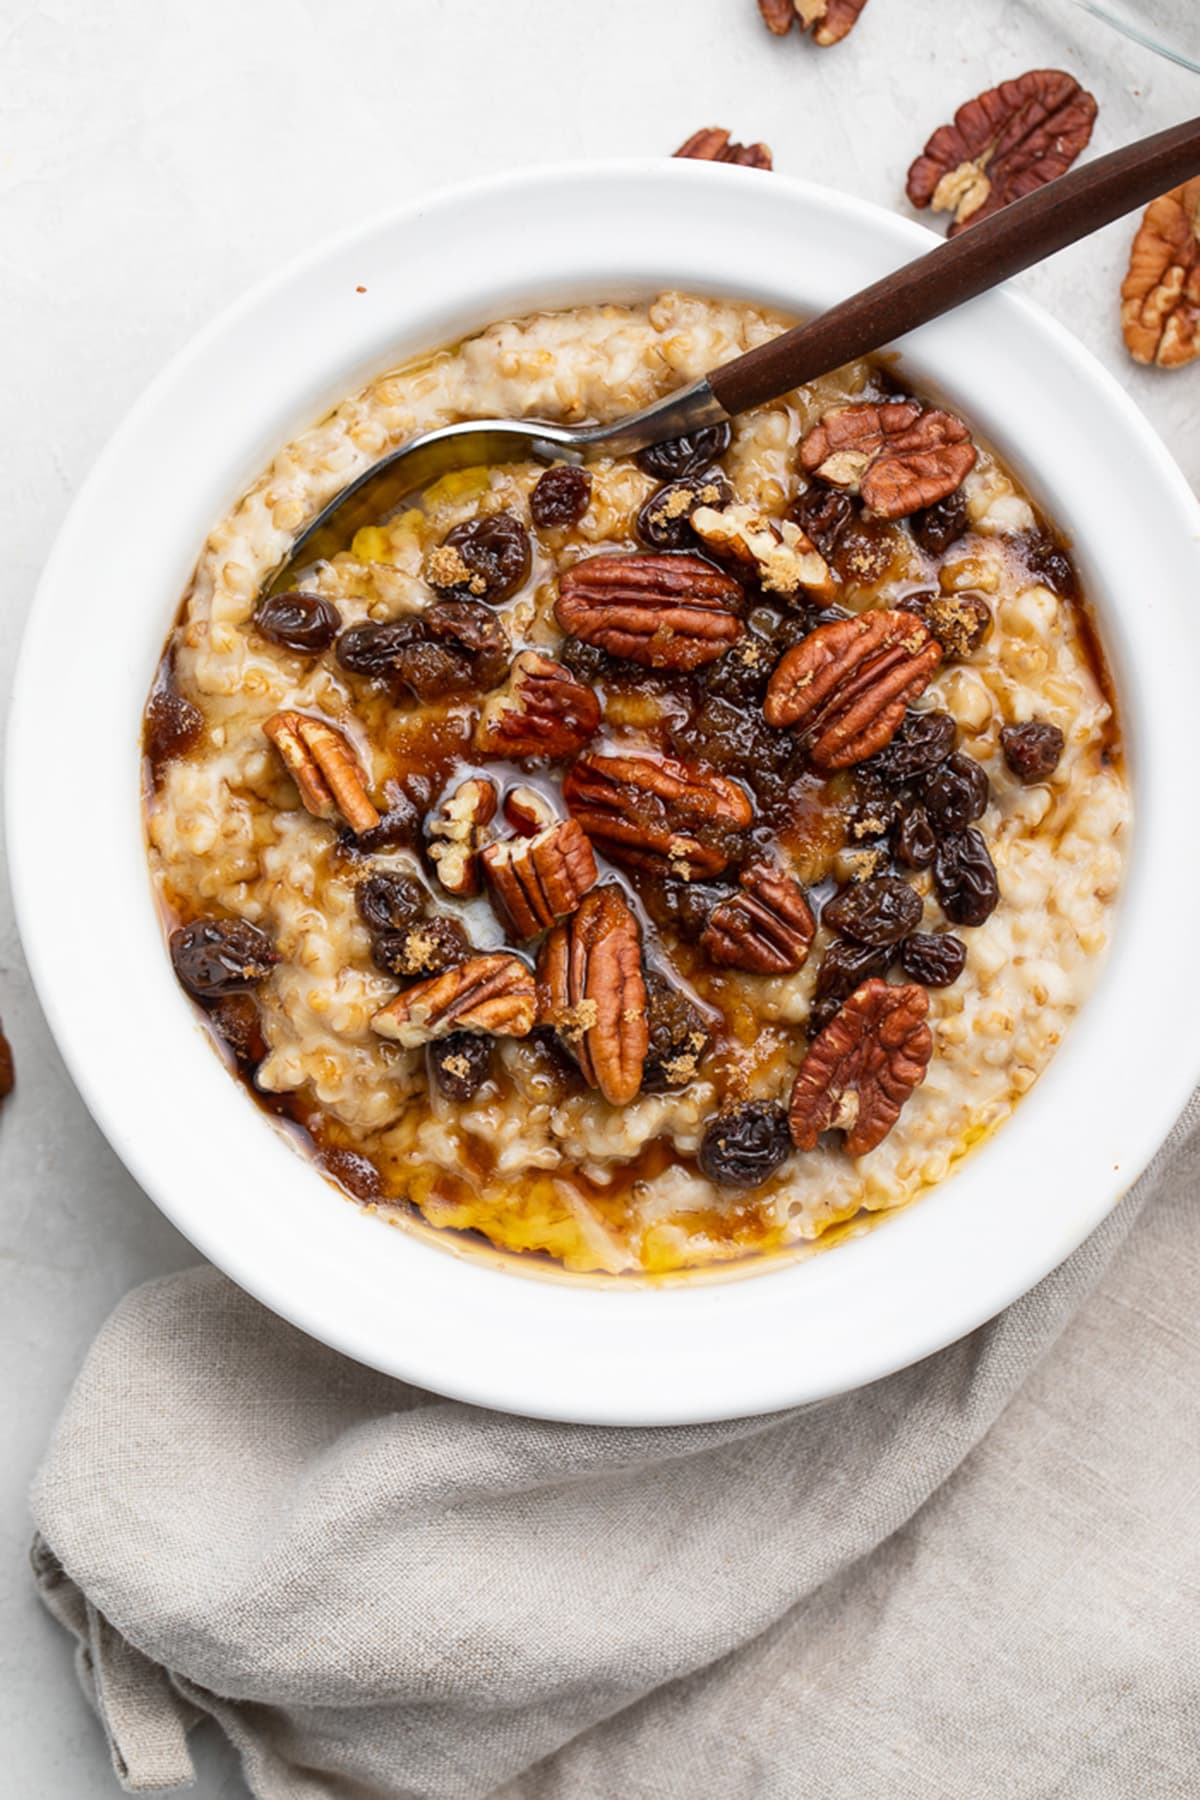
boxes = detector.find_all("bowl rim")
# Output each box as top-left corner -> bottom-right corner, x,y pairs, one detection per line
9,158 -> 1200,1424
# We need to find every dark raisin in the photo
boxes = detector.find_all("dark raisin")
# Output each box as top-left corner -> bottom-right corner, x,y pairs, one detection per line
848,778 -> 903,843
207,993 -> 268,1067
789,484 -> 854,559
808,939 -> 892,1036
336,619 -> 424,679
318,1147 -> 382,1201
1023,529 -> 1079,600
698,1101 -> 791,1189
863,710 -> 956,786
704,629 -> 776,705
371,916 -> 469,979
898,589 -> 992,661
425,599 -> 510,689
530,465 -> 592,528
910,488 -> 969,558
254,590 -> 342,654
933,828 -> 1000,927
144,665 -> 204,776
1000,720 -> 1065,783
923,752 -> 990,834
900,931 -> 967,987
391,641 -> 475,701
636,421 -> 732,481
430,1031 -> 492,1102
557,636 -> 616,685
636,469 -> 733,551
895,803 -> 938,871
429,512 -> 531,605
642,971 -> 713,1091
170,917 -> 278,999
355,871 -> 427,933
644,878 -> 732,940
339,794 -> 421,857
822,876 -> 922,947
671,697 -> 797,814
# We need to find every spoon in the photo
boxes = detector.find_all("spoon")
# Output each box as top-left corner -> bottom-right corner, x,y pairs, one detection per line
267,114 -> 1200,594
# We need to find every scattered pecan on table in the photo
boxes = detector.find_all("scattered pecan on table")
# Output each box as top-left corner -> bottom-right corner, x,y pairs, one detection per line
798,401 -> 977,520
757,0 -> 870,47
906,69 -> 1097,236
674,128 -> 772,170
1120,179 -> 1200,369
789,978 -> 932,1156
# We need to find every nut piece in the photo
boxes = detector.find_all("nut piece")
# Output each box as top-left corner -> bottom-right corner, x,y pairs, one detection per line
906,69 -> 1097,235
555,552 -> 744,671
537,885 -> 648,1106
674,127 -> 772,170
789,978 -> 931,1156
482,818 -> 599,938
690,503 -> 836,603
427,776 -> 498,898
563,751 -> 754,880
799,401 -> 977,520
371,952 -> 536,1049
758,0 -> 870,45
764,610 -> 942,770
503,784 -> 558,836
263,711 -> 380,835
700,864 -> 816,974
1121,178 -> 1200,369
474,651 -> 601,760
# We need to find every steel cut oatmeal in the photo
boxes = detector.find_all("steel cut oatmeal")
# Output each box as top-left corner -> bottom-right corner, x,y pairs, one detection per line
144,293 -> 1128,1275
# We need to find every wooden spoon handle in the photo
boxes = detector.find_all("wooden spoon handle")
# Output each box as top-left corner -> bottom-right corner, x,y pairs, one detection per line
707,114 -> 1200,418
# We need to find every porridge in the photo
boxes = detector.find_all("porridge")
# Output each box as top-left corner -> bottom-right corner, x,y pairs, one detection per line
143,293 -> 1128,1276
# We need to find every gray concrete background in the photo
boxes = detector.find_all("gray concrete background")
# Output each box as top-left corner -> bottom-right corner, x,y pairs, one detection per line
1,1 -> 1195,1791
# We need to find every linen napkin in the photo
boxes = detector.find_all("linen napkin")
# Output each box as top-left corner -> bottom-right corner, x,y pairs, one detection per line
31,1097 -> 1200,1799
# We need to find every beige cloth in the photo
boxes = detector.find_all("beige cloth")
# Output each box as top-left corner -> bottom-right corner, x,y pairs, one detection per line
31,1101 -> 1200,1799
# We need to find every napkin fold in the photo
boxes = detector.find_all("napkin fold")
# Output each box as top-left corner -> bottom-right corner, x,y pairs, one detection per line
31,1098 -> 1200,1799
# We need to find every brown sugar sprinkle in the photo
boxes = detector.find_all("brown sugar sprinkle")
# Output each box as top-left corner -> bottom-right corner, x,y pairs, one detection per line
674,128 -> 772,171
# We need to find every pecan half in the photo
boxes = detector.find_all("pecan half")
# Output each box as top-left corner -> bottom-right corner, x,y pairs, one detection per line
371,953 -> 536,1049
474,651 -> 601,760
674,127 -> 772,171
503,784 -> 558,835
482,818 -> 599,939
555,552 -> 744,671
758,0 -> 870,45
906,70 -> 1097,235
563,751 -> 754,880
700,863 -> 815,975
690,503 -> 836,603
263,711 -> 380,835
1121,179 -> 1200,369
798,401 -> 977,520
764,611 -> 942,771
536,885 -> 648,1106
789,978 -> 931,1155
426,776 -> 498,898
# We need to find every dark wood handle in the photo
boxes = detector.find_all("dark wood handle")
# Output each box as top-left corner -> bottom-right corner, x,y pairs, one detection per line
708,115 -> 1200,418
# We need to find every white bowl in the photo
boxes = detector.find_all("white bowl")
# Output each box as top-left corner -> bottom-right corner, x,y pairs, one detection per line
10,163 -> 1200,1424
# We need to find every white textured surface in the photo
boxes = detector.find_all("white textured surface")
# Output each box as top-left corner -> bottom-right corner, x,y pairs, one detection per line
0,2 -> 1195,1793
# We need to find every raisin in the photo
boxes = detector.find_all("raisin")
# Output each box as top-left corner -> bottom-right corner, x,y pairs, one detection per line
671,697 -> 797,816
789,484 -> 854,559
636,421 -> 732,481
863,710 -> 956,786
910,488 -> 969,558
355,871 -> 427,933
558,636 -> 617,685
636,470 -> 733,551
1000,720 -> 1065,783
808,939 -> 892,1036
895,803 -> 938,870
933,828 -> 1000,927
530,465 -> 592,528
336,619 -> 424,679
1022,529 -> 1079,600
391,641 -> 475,701
704,629 -> 776,706
143,673 -> 203,776
170,917 -> 278,999
698,1101 -> 791,1189
898,589 -> 992,661
923,751 -> 989,834
254,590 -> 342,654
429,512 -> 530,605
642,971 -> 713,1091
207,992 -> 268,1067
425,599 -> 510,689
430,1030 -> 492,1102
900,931 -> 967,987
339,795 -> 421,857
645,878 -> 732,940
318,1147 -> 382,1201
822,876 -> 922,946
848,777 -> 903,843
371,916 -> 470,979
